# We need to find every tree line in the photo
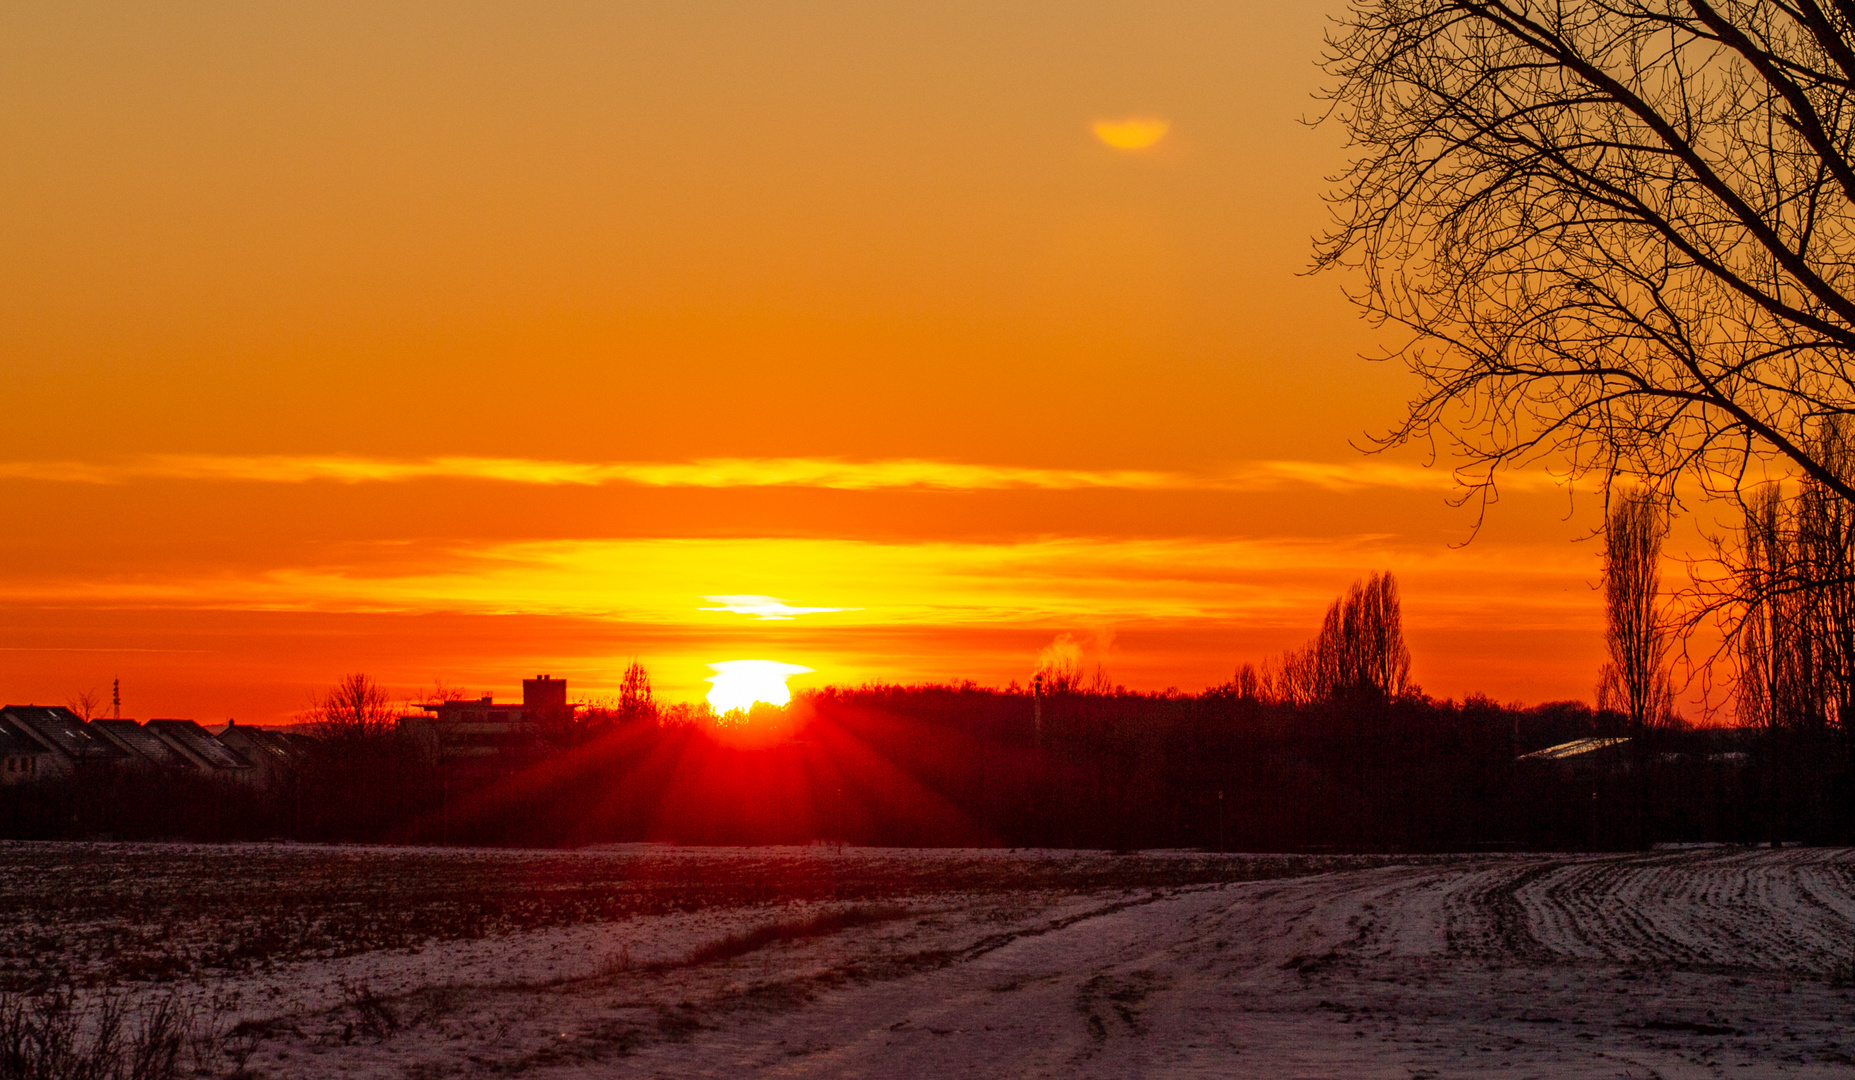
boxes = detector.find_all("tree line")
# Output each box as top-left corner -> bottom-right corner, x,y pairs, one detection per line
0,679 -> 1767,851
0,565 -> 1807,850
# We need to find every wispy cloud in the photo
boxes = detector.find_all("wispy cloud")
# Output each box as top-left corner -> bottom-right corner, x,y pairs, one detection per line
699,594 -> 860,620
0,453 -> 1564,494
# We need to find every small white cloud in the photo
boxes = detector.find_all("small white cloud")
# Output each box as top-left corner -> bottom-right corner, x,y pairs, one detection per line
699,594 -> 860,621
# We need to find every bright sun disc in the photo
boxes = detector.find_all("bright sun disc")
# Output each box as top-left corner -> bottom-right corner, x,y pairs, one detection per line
705,660 -> 813,713
1092,117 -> 1169,150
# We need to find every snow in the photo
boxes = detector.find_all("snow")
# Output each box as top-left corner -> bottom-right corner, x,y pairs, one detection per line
9,844 -> 1855,1076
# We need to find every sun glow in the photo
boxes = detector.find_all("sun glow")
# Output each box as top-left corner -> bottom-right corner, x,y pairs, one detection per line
705,660 -> 814,714
1092,117 -> 1169,150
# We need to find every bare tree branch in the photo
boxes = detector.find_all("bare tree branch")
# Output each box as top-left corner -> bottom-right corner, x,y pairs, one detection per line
1319,0 -> 1855,512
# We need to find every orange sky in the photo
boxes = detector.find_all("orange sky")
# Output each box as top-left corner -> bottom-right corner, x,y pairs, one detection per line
0,2 -> 1665,720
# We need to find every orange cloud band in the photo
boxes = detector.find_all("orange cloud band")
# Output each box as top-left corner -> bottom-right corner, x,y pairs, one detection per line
0,454 -> 1568,494
0,535 -> 1601,631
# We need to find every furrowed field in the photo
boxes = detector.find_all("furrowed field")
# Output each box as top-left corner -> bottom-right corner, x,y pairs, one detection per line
4,842 -> 1854,1077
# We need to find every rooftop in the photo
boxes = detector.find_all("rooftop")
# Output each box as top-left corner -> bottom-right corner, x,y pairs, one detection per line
1518,737 -> 1631,762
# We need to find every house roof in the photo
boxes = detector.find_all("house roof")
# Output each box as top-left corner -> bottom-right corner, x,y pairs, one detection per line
418,698 -> 525,718
1518,736 -> 1631,762
0,728 -> 47,757
87,720 -> 194,769
421,696 -> 497,710
144,719 -> 251,770
215,723 -> 296,762
0,706 -> 122,760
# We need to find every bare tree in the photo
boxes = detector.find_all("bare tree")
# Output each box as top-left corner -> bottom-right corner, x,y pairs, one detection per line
1344,571 -> 1415,700
1278,571 -> 1414,704
65,688 -> 106,722
1318,2 -> 1855,516
1728,472 -> 1848,837
419,680 -> 471,706
1032,635 -> 1086,695
1231,662 -> 1271,703
1735,484 -> 1803,731
307,673 -> 397,741
1276,646 -> 1320,707
1597,491 -> 1676,733
1728,418 -> 1855,730
1795,419 -> 1855,730
618,660 -> 656,724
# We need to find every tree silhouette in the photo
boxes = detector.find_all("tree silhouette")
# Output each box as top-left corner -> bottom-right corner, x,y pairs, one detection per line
1723,421 -> 1855,836
1598,491 -> 1675,734
618,660 -> 656,724
1279,571 -> 1413,704
307,673 -> 396,741
64,688 -> 105,723
1319,2 -> 1855,514
1032,635 -> 1086,694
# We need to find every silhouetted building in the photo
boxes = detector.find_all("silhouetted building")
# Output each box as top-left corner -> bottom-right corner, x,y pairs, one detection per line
0,706 -> 124,775
143,719 -> 256,782
0,728 -> 50,784
524,675 -> 568,713
88,719 -> 195,772
1518,736 -> 1632,778
213,720 -> 300,788
400,676 -> 571,764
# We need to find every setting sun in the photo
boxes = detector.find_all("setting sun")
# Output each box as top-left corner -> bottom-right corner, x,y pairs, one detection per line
704,660 -> 814,714
1091,117 -> 1170,150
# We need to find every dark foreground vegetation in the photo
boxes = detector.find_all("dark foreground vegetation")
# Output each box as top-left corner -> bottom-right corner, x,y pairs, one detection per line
0,683 -> 1825,851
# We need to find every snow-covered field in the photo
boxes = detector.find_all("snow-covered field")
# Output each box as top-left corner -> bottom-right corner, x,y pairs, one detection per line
6,843 -> 1855,1077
